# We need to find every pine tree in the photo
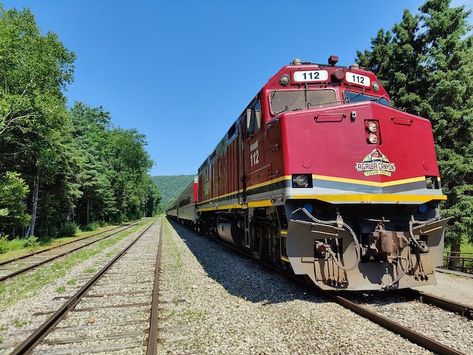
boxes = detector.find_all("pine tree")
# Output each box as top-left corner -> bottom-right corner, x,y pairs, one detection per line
357,0 -> 473,254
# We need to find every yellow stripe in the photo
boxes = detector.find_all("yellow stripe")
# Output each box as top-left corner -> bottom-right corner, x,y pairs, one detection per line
247,199 -> 273,207
198,189 -> 243,205
197,175 -> 290,206
197,203 -> 245,212
281,256 -> 290,262
313,174 -> 426,187
280,230 -> 288,236
246,175 -> 291,191
197,199 -> 274,212
290,194 -> 447,203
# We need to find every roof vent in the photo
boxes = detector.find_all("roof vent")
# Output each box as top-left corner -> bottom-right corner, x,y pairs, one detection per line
292,58 -> 302,65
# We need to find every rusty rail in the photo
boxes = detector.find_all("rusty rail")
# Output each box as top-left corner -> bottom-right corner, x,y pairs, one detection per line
147,222 -> 163,355
0,224 -> 126,267
10,220 -> 157,355
406,289 -> 473,320
0,223 -> 138,282
329,293 -> 463,355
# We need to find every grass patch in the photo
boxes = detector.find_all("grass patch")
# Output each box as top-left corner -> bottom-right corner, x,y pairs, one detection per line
0,218 -> 155,308
163,219 -> 183,270
66,278 -> 76,286
0,236 -> 39,254
56,285 -> 66,293
0,223 -> 133,263
84,267 -> 96,274
461,240 -> 473,254
182,309 -> 207,321
13,319 -> 28,328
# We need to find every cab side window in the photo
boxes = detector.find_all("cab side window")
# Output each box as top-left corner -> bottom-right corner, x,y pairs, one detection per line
246,100 -> 261,136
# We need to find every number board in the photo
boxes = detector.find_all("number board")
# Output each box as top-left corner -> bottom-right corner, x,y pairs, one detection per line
293,70 -> 329,83
345,72 -> 371,87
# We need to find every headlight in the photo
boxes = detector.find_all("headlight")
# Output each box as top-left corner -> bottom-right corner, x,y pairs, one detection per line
279,74 -> 290,86
367,121 -> 378,133
292,174 -> 311,188
368,133 -> 378,144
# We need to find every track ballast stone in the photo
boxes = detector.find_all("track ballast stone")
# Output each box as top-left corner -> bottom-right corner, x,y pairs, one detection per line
159,221 -> 429,355
0,220 -> 154,354
354,293 -> 473,354
32,220 -> 161,355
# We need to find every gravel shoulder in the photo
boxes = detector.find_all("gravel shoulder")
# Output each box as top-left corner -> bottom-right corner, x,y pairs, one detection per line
413,271 -> 473,307
159,219 -> 429,355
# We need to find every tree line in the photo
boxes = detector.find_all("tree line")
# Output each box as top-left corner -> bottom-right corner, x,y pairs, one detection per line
357,0 -> 473,253
0,5 -> 160,239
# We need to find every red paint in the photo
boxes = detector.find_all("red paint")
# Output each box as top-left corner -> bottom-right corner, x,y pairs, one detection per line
182,61 -> 440,210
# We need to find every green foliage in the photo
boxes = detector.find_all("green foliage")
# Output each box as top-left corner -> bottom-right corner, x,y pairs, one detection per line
0,5 -> 160,242
59,222 -> 78,237
357,0 -> 473,249
82,221 -> 101,232
152,175 -> 194,211
0,172 -> 30,233
0,235 -> 37,254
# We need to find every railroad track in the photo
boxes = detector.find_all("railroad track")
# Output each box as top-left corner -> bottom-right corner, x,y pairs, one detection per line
0,223 -> 139,282
8,218 -> 162,355
168,219 -> 471,355
329,292 -> 469,355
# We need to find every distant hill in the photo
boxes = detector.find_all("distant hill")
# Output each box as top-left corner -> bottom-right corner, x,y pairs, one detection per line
152,175 -> 194,211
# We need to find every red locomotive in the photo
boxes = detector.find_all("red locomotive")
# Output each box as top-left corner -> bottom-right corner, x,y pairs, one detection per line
167,56 -> 448,291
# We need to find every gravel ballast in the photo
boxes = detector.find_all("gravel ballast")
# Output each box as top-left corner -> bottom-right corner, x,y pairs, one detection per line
414,271 -> 473,307
31,220 -> 161,354
159,220 -> 430,354
0,219 -> 156,354
355,293 -> 473,354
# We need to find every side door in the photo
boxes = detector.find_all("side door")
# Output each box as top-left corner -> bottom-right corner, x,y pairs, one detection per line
241,98 -> 265,202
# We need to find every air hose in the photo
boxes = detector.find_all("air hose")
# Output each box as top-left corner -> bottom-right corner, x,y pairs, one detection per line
291,208 -> 361,271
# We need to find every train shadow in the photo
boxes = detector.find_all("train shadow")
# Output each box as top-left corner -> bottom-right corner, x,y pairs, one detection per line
168,219 -> 326,305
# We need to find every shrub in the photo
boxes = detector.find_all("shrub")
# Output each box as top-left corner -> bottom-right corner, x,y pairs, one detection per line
0,235 -> 38,253
59,222 -> 78,237
82,221 -> 100,232
0,235 -> 8,254
24,236 -> 39,248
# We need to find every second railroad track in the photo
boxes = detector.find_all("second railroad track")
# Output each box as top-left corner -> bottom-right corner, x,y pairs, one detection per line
9,217 -> 163,354
0,223 -> 139,283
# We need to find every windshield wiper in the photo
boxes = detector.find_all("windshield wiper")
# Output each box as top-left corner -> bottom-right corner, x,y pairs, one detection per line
369,94 -> 388,103
274,105 -> 289,115
345,91 -> 365,103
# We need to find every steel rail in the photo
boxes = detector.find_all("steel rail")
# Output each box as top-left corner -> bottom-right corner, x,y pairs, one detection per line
147,222 -> 163,355
167,219 -> 466,355
0,224 -> 128,267
407,289 -> 473,320
10,219 -> 158,355
0,223 -> 138,282
328,293 -> 464,355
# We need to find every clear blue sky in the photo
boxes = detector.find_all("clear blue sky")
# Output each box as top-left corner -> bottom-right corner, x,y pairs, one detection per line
2,0 -> 471,176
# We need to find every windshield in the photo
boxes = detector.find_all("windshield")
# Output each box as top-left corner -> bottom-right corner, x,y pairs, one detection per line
344,90 -> 390,106
270,89 -> 337,114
